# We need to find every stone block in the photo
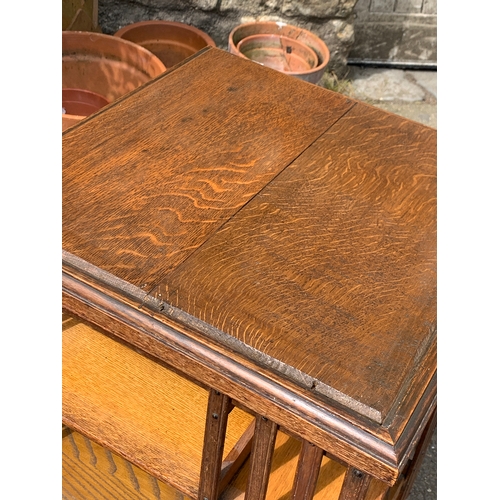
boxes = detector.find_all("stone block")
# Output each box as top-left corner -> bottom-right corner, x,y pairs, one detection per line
115,0 -> 219,10
370,0 -> 396,13
220,0 -> 282,13
281,0 -> 357,19
394,0 -> 423,14
316,19 -> 355,77
349,20 -> 436,64
422,0 -> 437,14
98,0 -> 358,77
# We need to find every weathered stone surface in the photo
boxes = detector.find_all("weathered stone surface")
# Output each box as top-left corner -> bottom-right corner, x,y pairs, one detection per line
98,0 -> 358,76
99,0 -> 221,42
348,67 -> 426,102
422,0 -> 437,15
106,0 -> 219,11
282,0 -> 357,19
219,0 -> 282,13
349,21 -> 437,64
350,0 -> 437,65
316,18 -> 354,77
407,70 -> 437,98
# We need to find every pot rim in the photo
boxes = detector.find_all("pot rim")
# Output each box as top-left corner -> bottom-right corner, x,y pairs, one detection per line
236,34 -> 319,74
228,21 -> 330,81
62,30 -> 167,76
62,87 -> 109,117
114,20 -> 216,48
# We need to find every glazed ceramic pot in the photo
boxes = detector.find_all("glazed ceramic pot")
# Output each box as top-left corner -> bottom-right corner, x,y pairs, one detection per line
114,20 -> 216,69
62,31 -> 167,104
236,34 -> 318,74
62,88 -> 109,131
228,21 -> 330,84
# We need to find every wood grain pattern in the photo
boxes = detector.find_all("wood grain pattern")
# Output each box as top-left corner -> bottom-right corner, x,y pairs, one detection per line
62,424 -> 392,500
62,313 -> 255,498
219,419 -> 255,493
290,441 -> 324,500
63,270 -> 402,483
62,47 -> 354,289
245,416 -> 278,500
220,430 -> 390,500
63,428 -> 189,499
198,390 -> 232,500
339,467 -> 373,500
62,47 -> 436,497
158,101 -> 437,424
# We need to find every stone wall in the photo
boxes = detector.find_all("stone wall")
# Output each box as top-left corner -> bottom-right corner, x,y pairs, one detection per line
349,0 -> 437,66
98,0 -> 359,77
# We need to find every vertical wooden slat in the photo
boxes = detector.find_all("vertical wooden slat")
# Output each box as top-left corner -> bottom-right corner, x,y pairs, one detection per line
245,416 -> 278,500
391,408 -> 437,500
339,466 -> 373,500
198,389 -> 232,500
290,440 -> 324,500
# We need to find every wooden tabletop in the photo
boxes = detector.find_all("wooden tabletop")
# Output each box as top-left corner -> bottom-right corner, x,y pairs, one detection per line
63,47 -> 436,482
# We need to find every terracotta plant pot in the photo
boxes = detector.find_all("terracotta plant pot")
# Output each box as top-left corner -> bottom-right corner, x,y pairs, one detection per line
236,34 -> 318,75
62,88 -> 109,131
63,88 -> 108,116
62,31 -> 167,104
114,21 -> 216,69
228,21 -> 330,84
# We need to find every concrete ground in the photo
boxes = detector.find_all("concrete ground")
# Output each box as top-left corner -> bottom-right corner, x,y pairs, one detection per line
321,65 -> 437,500
406,429 -> 437,500
320,65 -> 437,130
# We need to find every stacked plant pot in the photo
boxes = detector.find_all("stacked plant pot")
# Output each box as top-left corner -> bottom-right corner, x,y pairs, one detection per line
228,22 -> 330,84
113,20 -> 216,70
62,22 -> 216,131
62,31 -> 167,131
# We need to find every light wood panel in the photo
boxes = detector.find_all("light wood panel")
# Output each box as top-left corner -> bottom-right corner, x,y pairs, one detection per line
62,270 -> 402,483
62,425 -> 391,500
62,312 -> 394,500
220,431 -> 390,500
62,313 -> 255,498
63,428 -> 188,499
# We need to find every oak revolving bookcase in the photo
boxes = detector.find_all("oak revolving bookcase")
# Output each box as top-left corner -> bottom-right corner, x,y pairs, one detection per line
62,47 -> 436,500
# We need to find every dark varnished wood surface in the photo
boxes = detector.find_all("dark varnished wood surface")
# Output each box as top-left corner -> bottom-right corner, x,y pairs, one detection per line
158,101 -> 436,425
62,264 -> 403,483
63,47 -> 354,289
63,47 -> 436,484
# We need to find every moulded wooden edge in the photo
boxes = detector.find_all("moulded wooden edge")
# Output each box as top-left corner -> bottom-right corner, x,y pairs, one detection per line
62,253 -> 402,484
61,278 -> 432,492
63,312 -> 255,498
